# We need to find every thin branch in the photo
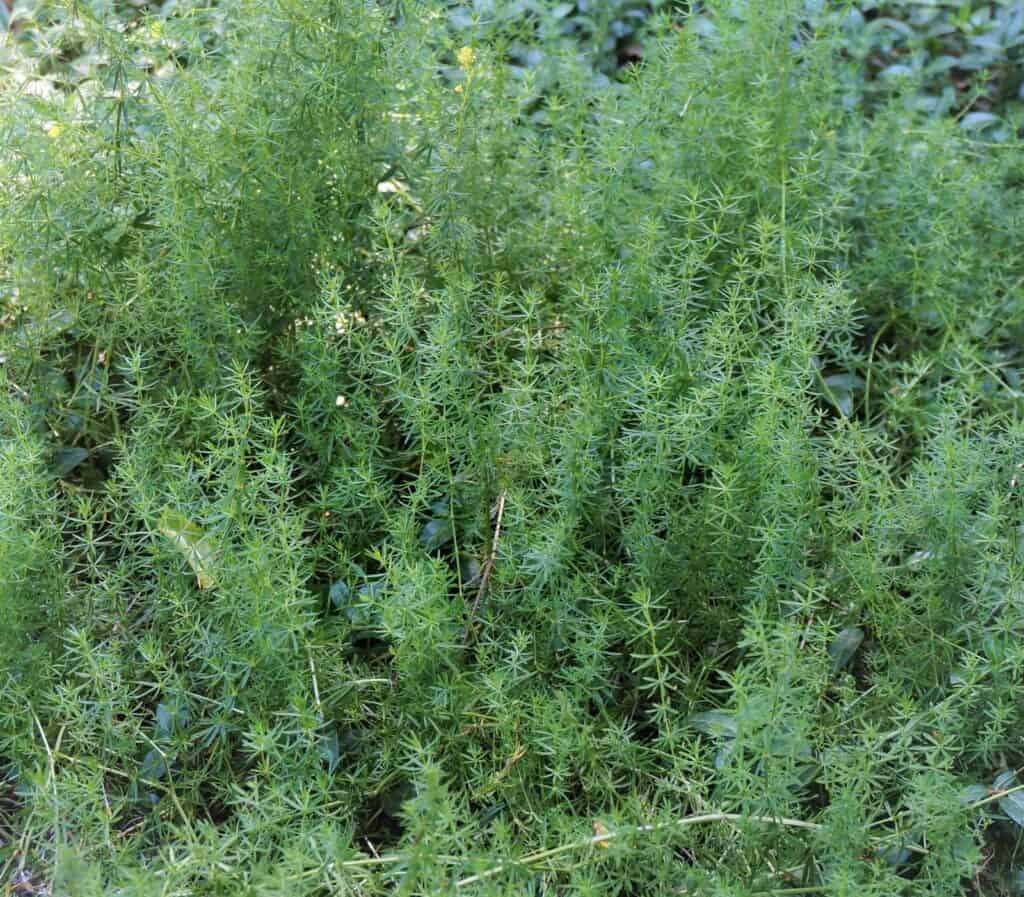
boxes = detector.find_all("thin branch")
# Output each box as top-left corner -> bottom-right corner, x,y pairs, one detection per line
322,806 -> 937,887
455,812 -> 823,888
463,490 -> 506,644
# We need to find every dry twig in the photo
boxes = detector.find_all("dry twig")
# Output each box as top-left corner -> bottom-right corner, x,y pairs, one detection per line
464,491 -> 507,644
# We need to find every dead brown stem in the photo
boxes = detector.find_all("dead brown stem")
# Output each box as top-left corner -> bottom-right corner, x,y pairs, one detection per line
464,491 -> 507,644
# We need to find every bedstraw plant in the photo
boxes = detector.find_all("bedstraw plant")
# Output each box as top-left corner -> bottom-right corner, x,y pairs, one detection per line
2,0 -> 1024,894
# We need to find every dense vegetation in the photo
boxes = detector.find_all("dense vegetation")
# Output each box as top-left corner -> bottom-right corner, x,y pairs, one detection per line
2,1 -> 1024,894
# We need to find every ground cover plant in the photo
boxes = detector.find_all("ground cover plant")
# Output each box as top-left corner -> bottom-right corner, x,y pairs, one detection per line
6,1 -> 1024,127
3,0 -> 1024,894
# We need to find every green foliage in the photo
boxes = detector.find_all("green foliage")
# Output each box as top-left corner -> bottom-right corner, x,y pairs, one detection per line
2,1 -> 1024,894
821,0 -> 1024,132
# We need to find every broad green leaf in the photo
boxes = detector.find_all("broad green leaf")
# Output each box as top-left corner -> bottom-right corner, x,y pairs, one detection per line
994,771 -> 1024,827
320,728 -> 341,772
959,784 -> 989,805
906,549 -> 933,567
460,554 -> 482,587
1002,793 -> 1024,827
420,518 -> 454,551
874,842 -> 913,867
155,703 -> 173,737
52,447 -> 88,478
329,580 -> 351,608
820,372 -> 863,416
478,801 -> 507,827
1009,870 -> 1024,896
159,510 -> 216,588
828,626 -> 864,672
340,579 -> 385,628
994,770 -> 1016,791
155,702 -> 189,738
687,711 -> 738,739
714,740 -> 736,769
139,749 -> 168,781
961,112 -> 1000,132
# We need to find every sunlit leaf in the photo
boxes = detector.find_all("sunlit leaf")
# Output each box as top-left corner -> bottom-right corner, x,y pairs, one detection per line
158,510 -> 216,588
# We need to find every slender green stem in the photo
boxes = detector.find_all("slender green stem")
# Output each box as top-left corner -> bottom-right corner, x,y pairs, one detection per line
456,812 -> 823,888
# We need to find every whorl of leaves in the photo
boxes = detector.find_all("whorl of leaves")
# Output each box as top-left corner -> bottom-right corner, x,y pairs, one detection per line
1,1 -> 1024,894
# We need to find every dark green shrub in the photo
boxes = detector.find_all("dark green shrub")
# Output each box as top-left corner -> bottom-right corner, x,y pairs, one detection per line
820,0 -> 1024,132
2,1 -> 1024,895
